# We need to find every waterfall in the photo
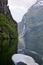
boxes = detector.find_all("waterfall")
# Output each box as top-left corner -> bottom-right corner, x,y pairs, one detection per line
17,17 -> 26,53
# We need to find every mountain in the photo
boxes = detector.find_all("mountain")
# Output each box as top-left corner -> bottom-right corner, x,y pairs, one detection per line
0,0 -> 18,39
0,0 -> 18,65
18,2 -> 43,65
23,1 -> 43,56
18,0 -> 43,55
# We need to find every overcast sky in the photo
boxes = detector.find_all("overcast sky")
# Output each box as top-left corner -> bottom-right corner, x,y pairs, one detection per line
8,0 -> 37,23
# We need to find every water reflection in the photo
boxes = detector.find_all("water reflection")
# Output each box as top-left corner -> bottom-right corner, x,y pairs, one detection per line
0,39 -> 17,65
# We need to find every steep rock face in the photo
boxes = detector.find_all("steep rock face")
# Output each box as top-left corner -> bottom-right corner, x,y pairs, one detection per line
0,0 -> 18,39
19,2 -> 43,65
0,0 -> 18,65
17,1 -> 43,65
0,0 -> 17,30
23,1 -> 43,56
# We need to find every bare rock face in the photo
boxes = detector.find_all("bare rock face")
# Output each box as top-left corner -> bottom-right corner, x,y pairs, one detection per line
0,0 -> 9,15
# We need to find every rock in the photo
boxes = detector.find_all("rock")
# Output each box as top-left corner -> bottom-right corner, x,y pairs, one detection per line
0,0 -> 17,30
0,0 -> 18,65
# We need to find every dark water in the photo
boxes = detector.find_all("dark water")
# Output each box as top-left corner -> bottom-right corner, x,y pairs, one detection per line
0,39 -> 17,65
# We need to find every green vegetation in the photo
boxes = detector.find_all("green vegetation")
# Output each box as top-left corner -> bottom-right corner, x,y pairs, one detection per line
0,13 -> 18,39
0,13 -> 18,65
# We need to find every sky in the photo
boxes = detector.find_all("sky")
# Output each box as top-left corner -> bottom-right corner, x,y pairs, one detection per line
8,0 -> 37,23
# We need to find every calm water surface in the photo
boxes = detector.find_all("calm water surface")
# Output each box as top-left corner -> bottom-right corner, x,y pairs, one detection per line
0,39 -> 17,65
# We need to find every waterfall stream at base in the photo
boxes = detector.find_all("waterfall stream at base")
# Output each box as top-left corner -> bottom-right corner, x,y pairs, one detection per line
17,37 -> 25,53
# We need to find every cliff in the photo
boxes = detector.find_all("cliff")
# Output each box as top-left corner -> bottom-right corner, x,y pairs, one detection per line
0,0 -> 18,65
0,0 -> 18,39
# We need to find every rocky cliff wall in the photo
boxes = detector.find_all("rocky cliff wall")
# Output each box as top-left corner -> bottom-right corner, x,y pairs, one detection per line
0,0 -> 17,30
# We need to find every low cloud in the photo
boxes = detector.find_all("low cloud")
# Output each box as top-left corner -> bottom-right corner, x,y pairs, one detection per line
8,0 -> 37,23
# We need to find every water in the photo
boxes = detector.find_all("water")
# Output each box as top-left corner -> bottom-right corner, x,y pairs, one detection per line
0,39 -> 17,65
18,37 -> 25,53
